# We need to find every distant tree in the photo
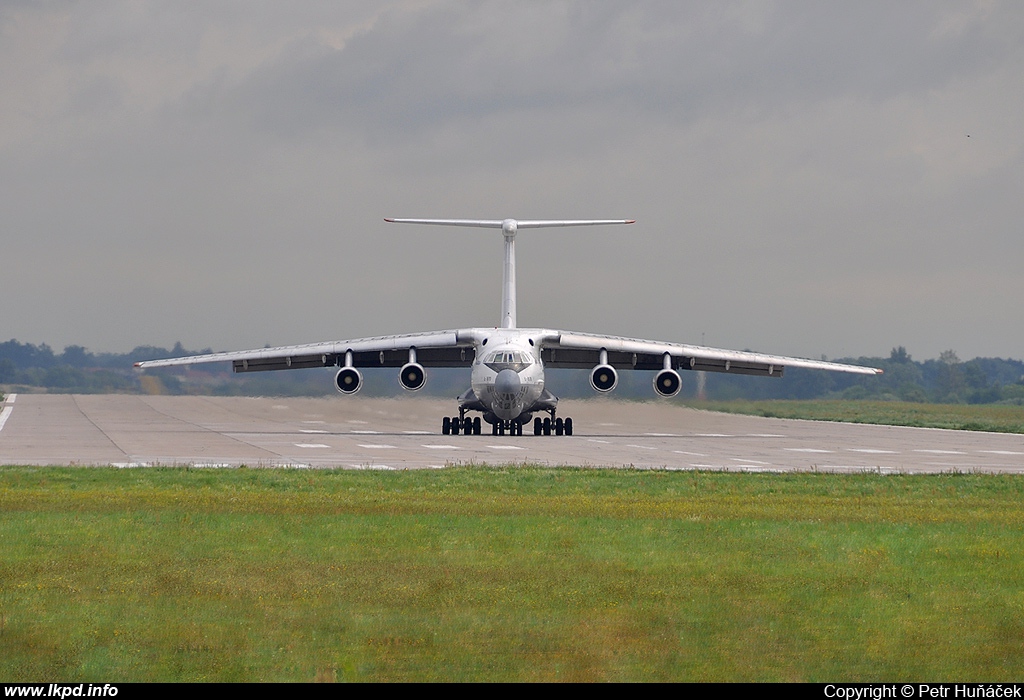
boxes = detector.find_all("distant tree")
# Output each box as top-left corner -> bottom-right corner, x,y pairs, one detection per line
61,345 -> 92,368
890,346 -> 911,363
935,350 -> 965,402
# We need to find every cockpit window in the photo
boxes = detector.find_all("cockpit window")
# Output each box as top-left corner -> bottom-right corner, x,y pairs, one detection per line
483,350 -> 532,369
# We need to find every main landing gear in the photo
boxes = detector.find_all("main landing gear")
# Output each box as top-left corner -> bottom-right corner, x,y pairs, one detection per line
533,416 -> 572,436
442,415 -> 481,435
440,411 -> 574,436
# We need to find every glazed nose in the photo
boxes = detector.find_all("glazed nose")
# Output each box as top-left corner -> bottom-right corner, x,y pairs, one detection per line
494,368 -> 521,396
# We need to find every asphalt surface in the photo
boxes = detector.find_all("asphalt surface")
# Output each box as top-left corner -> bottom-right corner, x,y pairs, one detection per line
0,393 -> 1022,472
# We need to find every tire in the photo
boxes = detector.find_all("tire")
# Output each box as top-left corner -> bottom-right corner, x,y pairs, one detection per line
534,417 -> 542,435
473,417 -> 481,435
554,417 -> 563,436
442,416 -> 451,435
564,417 -> 573,436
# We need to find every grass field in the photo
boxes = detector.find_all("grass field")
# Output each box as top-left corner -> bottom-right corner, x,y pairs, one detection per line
685,399 -> 1024,434
2,465 -> 1024,681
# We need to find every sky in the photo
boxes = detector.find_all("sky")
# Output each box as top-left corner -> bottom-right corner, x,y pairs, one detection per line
2,0 -> 1022,362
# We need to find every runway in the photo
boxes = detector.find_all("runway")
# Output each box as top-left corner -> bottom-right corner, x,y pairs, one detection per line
0,393 -> 1022,472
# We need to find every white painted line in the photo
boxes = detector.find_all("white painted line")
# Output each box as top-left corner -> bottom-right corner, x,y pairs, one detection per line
348,420 -> 369,424
784,448 -> 834,453
731,458 -> 772,465
300,429 -> 327,434
488,445 -> 523,450
295,443 -> 330,449
588,439 -> 611,444
747,433 -> 785,438
697,433 -> 732,437
351,430 -> 381,434
980,450 -> 1024,456
848,449 -> 898,454
5,393 -> 16,403
644,433 -> 678,437
302,420 -> 324,424
626,444 -> 658,450
0,406 -> 13,432
403,430 -> 433,435
673,451 -> 707,457
914,449 -> 965,455
422,444 -> 460,450
358,444 -> 395,449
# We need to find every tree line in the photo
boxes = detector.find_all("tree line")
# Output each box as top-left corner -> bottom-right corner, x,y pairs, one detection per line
1,339 -> 1022,404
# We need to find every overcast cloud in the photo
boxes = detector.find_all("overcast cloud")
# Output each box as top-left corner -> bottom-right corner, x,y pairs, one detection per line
2,1 -> 1022,361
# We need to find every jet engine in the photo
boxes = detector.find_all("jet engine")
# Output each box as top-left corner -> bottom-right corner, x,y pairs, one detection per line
335,366 -> 363,394
653,368 -> 682,397
589,364 -> 618,393
399,362 -> 427,391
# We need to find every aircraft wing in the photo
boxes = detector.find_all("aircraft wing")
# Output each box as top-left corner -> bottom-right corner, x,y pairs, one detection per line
134,331 -> 475,373
541,331 -> 882,377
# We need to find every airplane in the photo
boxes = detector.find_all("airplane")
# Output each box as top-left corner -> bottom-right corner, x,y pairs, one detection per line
135,218 -> 882,436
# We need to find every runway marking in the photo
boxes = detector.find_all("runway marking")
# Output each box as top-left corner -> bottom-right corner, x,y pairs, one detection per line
0,406 -> 12,433
915,449 -> 966,455
488,445 -> 523,450
423,444 -> 461,450
358,444 -> 395,449
403,430 -> 433,435
5,394 -> 16,403
731,458 -> 771,465
848,449 -> 898,454
588,439 -> 611,444
644,432 -> 677,437
674,451 -> 707,457
302,420 -> 324,424
295,443 -> 330,448
300,429 -> 327,434
980,450 -> 1024,455
785,448 -> 834,453
348,420 -> 369,424
351,430 -> 381,434
697,433 -> 732,437
747,433 -> 784,438
626,444 -> 658,450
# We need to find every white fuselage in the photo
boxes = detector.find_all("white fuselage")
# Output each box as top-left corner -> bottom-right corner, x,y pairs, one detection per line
469,331 -> 546,421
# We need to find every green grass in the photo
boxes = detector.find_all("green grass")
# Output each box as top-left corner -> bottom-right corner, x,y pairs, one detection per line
685,399 -> 1024,433
3,466 -> 1024,681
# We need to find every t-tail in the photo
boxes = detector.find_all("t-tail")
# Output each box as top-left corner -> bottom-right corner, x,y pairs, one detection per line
384,218 -> 635,328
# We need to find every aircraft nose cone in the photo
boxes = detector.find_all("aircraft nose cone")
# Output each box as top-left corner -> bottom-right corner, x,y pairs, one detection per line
494,368 -> 521,395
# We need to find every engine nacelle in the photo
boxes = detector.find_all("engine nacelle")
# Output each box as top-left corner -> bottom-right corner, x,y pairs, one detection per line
399,362 -> 427,391
590,364 -> 618,393
653,368 -> 682,397
335,366 -> 363,394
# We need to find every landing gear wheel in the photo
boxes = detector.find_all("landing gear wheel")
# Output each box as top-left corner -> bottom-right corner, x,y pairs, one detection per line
442,416 -> 451,435
473,417 -> 481,435
554,417 -> 564,436
564,417 -> 573,436
534,417 -> 542,435
491,421 -> 499,436
463,419 -> 473,436
542,417 -> 551,436
451,417 -> 461,434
